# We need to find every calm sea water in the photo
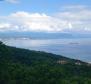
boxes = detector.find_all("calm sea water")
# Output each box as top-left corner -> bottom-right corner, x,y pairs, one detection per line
1,38 -> 91,63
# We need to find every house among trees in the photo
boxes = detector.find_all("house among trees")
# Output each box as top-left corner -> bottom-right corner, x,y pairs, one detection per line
57,60 -> 67,64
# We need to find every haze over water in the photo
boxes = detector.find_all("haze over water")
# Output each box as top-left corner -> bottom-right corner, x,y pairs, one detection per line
2,38 -> 91,63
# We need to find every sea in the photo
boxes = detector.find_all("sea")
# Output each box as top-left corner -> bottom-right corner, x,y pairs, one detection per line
1,38 -> 91,63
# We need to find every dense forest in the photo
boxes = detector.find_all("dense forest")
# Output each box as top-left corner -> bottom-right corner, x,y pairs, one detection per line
0,41 -> 91,84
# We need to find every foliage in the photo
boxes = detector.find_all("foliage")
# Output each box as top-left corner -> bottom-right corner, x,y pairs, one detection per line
0,42 -> 91,84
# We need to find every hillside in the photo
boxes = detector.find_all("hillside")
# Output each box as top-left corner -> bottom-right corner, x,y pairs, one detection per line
0,41 -> 91,84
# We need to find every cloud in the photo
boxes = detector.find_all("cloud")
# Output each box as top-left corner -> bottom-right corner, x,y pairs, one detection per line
61,5 -> 88,11
1,11 -> 68,32
56,5 -> 91,32
6,0 -> 19,3
0,23 -> 19,31
0,23 -> 11,29
0,5 -> 91,33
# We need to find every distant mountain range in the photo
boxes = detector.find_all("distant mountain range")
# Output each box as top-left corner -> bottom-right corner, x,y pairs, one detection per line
0,31 -> 91,39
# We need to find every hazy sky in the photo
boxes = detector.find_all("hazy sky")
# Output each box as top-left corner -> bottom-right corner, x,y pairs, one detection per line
0,0 -> 91,33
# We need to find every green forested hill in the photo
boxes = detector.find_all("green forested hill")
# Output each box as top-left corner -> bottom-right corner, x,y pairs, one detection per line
0,41 -> 91,84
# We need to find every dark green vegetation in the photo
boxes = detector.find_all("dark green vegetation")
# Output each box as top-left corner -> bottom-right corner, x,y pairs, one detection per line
0,41 -> 91,84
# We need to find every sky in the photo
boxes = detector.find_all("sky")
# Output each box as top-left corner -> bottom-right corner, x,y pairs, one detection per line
0,0 -> 91,33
